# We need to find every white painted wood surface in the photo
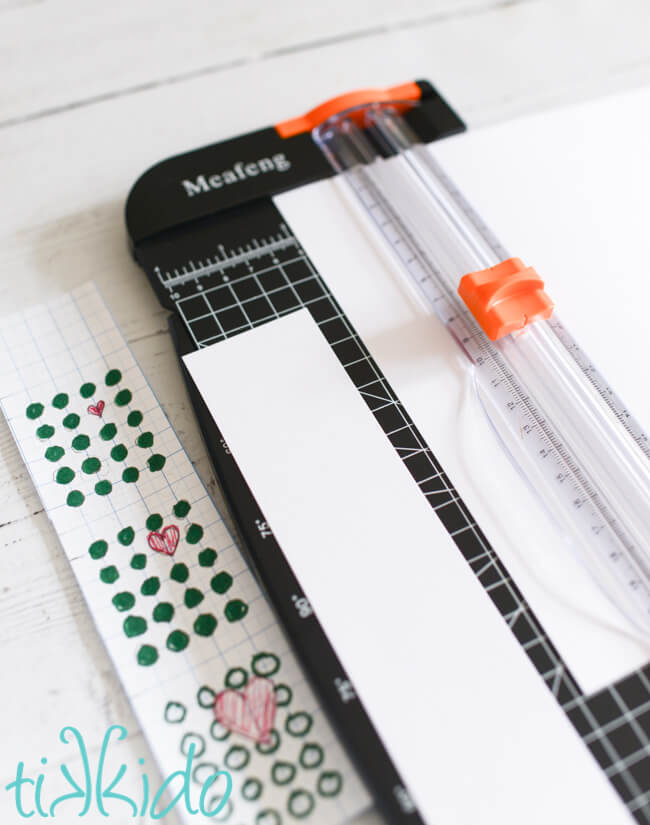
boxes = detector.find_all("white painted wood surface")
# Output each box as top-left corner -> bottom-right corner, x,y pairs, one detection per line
1,1 -> 650,823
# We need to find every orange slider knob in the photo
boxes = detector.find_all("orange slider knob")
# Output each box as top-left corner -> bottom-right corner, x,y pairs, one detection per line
457,257 -> 554,341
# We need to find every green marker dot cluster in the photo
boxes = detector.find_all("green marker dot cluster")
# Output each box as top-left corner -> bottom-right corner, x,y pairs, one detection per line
45,446 -> 65,462
66,490 -> 85,507
95,480 -> 112,496
105,369 -> 122,386
80,382 -> 96,398
52,393 -> 69,409
37,424 -> 54,439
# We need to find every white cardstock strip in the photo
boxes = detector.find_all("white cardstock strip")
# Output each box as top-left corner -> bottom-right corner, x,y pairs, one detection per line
184,308 -> 628,825
0,282 -> 369,825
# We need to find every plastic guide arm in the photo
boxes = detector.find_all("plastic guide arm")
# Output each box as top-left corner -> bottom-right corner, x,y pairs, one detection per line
305,95 -> 650,637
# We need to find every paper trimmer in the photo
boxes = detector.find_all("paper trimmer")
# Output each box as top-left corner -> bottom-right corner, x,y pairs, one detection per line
125,81 -> 650,825
313,102 -> 650,637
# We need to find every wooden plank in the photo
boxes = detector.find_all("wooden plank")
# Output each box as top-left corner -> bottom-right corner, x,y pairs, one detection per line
0,0 -> 503,124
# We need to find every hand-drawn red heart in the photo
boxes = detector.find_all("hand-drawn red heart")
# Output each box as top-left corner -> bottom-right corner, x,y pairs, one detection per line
87,400 -> 105,417
147,525 -> 180,556
214,677 -> 276,744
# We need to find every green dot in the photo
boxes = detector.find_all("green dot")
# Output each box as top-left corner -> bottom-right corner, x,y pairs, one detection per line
127,410 -> 143,427
114,389 -> 132,407
88,539 -> 108,560
26,402 -> 44,419
105,369 -> 122,386
173,500 -> 191,518
122,467 -> 139,483
198,548 -> 217,567
141,577 -> 160,596
153,602 -> 174,622
81,457 -> 101,474
148,454 -> 166,472
184,588 -> 204,608
71,434 -> 90,451
100,565 -> 119,584
55,466 -> 75,484
111,444 -> 128,461
44,445 -> 65,462
211,572 -> 233,595
117,527 -> 135,546
136,431 -> 154,448
137,645 -> 158,666
63,413 -> 80,429
171,563 -> 189,583
186,524 -> 203,544
123,615 -> 147,638
167,630 -> 189,652
224,599 -> 248,622
36,424 -> 55,439
66,490 -> 85,507
52,393 -> 69,409
80,382 -> 96,398
194,614 -> 217,636
146,514 -> 163,530
131,553 -> 147,570
112,592 -> 135,611
100,423 -> 117,441
95,480 -> 112,496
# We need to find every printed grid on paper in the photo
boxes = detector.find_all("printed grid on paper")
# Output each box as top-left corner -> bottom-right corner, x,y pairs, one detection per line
0,282 -> 370,825
168,222 -> 650,824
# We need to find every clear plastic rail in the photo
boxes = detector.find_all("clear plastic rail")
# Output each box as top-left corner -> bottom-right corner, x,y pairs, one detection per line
313,104 -> 650,637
